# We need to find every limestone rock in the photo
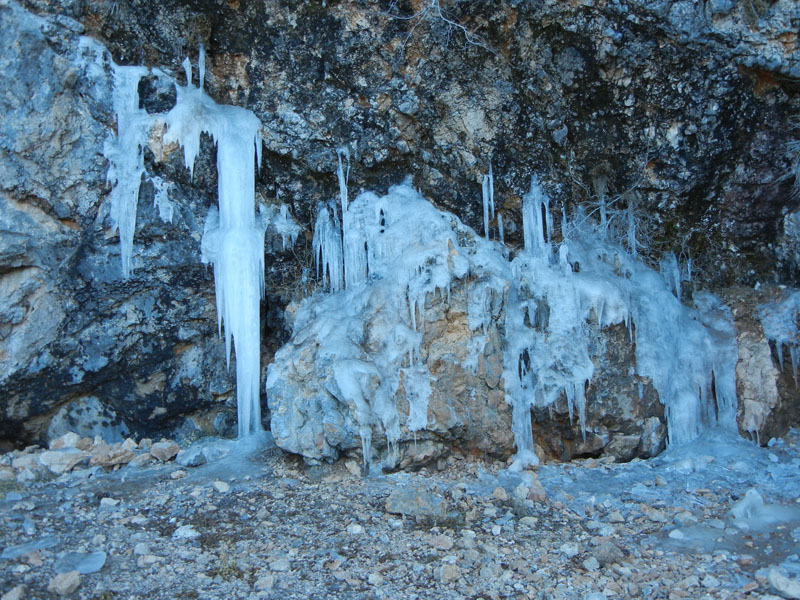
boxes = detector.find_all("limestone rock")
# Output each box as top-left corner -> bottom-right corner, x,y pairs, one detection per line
47,571 -> 81,596
385,486 -> 447,520
38,449 -> 89,474
150,441 -> 179,462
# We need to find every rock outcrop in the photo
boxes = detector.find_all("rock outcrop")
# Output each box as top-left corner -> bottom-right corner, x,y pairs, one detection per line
0,0 -> 798,453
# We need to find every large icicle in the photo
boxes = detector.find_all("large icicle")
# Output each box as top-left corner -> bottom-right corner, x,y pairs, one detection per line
103,64 -> 150,277
167,53 -> 266,438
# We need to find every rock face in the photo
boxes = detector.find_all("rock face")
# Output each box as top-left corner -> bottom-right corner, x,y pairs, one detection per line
0,0 -> 798,450
724,287 -> 800,443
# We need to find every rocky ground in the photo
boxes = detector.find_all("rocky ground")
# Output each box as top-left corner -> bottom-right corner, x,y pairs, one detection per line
2,430 -> 800,600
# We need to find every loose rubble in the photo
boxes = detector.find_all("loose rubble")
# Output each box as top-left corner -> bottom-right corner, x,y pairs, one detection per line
1,430 -> 799,599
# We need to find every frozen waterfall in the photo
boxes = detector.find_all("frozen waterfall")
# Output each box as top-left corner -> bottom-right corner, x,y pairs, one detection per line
103,46 -> 266,438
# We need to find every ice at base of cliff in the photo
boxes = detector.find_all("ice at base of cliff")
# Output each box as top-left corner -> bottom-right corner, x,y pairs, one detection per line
294,174 -> 740,469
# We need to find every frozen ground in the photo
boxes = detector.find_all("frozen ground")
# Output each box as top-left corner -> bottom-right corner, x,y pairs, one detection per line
1,430 -> 799,599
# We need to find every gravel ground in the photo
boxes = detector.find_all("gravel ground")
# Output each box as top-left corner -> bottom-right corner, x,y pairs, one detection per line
2,430 -> 800,600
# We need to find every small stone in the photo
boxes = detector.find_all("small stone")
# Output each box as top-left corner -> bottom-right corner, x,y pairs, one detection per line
439,563 -> 461,584
428,534 -> 454,551
345,460 -> 361,477
99,497 -> 119,508
668,529 -> 686,540
38,449 -> 89,474
560,542 -> 580,558
655,475 -> 667,486
368,572 -> 384,585
212,480 -> 231,493
170,469 -> 187,480
608,510 -> 625,523
138,438 -> 153,450
346,524 -> 364,535
582,556 -> 600,571
519,516 -> 539,527
2,584 -> 26,600
172,525 -> 200,540
385,486 -> 446,519
121,438 -> 138,451
49,432 -> 80,450
150,441 -> 180,462
492,486 -> 508,501
701,574 -> 720,588
769,568 -> 800,599
47,571 -> 81,596
491,525 -> 502,536
255,575 -> 275,590
269,558 -> 291,572
133,543 -> 151,556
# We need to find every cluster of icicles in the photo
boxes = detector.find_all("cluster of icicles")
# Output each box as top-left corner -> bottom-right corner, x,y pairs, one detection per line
101,45 -> 301,438
308,154 -> 740,468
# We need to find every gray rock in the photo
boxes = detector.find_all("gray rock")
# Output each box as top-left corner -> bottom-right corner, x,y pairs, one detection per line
385,486 -> 447,520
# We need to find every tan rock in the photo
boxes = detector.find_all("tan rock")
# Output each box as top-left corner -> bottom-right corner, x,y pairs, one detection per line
47,571 -> 80,596
38,449 -> 88,474
48,432 -> 80,450
150,441 -> 179,462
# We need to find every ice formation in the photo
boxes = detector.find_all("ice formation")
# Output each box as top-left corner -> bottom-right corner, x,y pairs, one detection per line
758,290 -> 800,386
102,45 -> 269,438
292,171 -> 740,469
103,63 -> 150,277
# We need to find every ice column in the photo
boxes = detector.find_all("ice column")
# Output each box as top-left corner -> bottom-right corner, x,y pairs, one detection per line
165,50 -> 266,438
104,65 -> 150,277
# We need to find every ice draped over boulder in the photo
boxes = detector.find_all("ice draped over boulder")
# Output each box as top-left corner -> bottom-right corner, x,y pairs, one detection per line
267,178 -> 739,469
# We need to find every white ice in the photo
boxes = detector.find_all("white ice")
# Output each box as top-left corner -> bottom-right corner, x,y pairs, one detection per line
282,170 -> 740,468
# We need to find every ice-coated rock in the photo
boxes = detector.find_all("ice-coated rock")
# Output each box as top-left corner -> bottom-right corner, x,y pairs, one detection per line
54,551 -> 106,574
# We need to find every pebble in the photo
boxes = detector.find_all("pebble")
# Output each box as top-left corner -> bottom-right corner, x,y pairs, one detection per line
150,441 -> 180,462
255,575 -> 275,590
492,486 -> 508,501
1,585 -> 26,600
560,542 -> 581,558
428,534 -> 454,550
439,563 -> 461,583
171,525 -> 200,540
346,524 -> 364,535
47,571 -> 81,595
212,480 -> 231,493
582,557 -> 600,571
269,558 -> 291,572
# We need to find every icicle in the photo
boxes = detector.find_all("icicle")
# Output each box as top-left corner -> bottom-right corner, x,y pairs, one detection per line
162,50 -> 265,438
498,213 -> 505,244
522,176 -> 551,257
312,202 -> 344,292
337,146 -> 350,214
182,57 -> 192,87
104,64 -> 151,277
627,199 -> 636,258
482,163 -> 494,239
594,174 -> 608,237
198,44 -> 205,90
